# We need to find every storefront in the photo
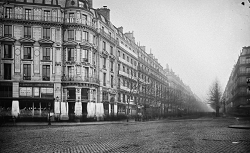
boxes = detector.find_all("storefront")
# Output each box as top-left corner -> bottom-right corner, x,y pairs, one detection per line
18,82 -> 54,121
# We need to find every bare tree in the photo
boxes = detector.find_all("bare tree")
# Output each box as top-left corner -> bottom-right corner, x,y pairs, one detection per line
207,79 -> 222,117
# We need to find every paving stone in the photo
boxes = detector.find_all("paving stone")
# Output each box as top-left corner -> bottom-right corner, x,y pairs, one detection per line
0,118 -> 249,153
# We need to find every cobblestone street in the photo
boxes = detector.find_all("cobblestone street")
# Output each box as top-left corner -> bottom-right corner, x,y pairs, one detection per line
1,117 -> 250,153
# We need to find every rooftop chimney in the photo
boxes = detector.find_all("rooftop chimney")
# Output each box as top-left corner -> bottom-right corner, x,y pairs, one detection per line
124,31 -> 135,42
87,0 -> 92,8
97,6 -> 110,21
118,27 -> 123,33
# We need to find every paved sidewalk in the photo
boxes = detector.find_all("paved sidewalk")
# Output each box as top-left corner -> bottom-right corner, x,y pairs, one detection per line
228,117 -> 250,129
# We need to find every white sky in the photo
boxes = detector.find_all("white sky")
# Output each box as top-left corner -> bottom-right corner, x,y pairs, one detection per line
93,0 -> 250,101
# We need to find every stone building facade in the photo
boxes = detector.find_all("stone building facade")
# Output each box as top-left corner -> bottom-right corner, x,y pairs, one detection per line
0,0 -> 204,121
223,46 -> 250,116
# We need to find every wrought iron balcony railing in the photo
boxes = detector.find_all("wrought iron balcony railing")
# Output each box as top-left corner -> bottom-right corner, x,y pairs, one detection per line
42,76 -> 50,81
1,13 -> 64,23
61,75 -> 99,84
64,17 -> 96,28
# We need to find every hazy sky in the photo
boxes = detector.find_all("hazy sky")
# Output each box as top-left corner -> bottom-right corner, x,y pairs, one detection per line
93,0 -> 250,101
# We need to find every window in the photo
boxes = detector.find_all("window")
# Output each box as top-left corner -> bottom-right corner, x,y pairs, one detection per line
82,49 -> 89,62
25,9 -> 32,20
68,48 -> 74,61
131,59 -> 133,64
246,57 -> 250,64
4,63 -> 11,80
4,25 -> 12,37
68,66 -> 74,78
23,64 -> 31,80
127,68 -> 129,74
111,75 -> 114,88
103,57 -> 106,68
110,61 -> 113,72
110,46 -> 113,55
43,27 -> 50,39
68,30 -> 74,40
69,13 -> 74,23
24,26 -> 31,38
42,65 -> 50,81
24,47 -> 31,59
79,1 -> 84,7
43,48 -> 50,60
118,64 -> 120,71
118,50 -> 120,57
83,31 -> 88,41
44,10 -> 51,21
103,73 -> 106,86
85,67 -> 89,78
4,44 -> 12,58
123,66 -> 125,72
82,14 -> 87,24
123,53 -> 125,59
103,41 -> 106,51
5,7 -> 12,18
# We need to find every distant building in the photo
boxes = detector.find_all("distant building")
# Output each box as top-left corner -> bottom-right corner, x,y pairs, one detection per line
223,46 -> 250,116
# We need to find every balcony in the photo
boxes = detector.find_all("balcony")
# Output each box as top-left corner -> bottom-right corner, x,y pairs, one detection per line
23,76 -> 31,80
1,13 -> 64,23
64,17 -> 96,29
99,29 -> 117,44
42,56 -> 50,61
42,76 -> 50,81
61,75 -> 99,84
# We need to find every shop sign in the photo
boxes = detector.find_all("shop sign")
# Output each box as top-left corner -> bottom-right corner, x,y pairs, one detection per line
20,87 -> 32,97
33,87 -> 40,97
20,83 -> 53,87
41,88 -> 53,93
0,82 -> 12,86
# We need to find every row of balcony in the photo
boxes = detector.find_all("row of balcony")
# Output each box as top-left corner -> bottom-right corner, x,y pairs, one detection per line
1,14 -> 96,28
99,29 -> 117,44
61,75 -> 99,84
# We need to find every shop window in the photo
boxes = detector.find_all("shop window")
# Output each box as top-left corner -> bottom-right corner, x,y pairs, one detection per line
4,44 -> 12,58
4,63 -> 11,80
0,100 -> 12,116
81,88 -> 89,100
23,64 -> 31,80
0,86 -> 12,97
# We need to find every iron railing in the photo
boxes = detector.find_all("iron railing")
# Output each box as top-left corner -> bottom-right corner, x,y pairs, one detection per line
1,13 -> 64,23
61,75 -> 99,84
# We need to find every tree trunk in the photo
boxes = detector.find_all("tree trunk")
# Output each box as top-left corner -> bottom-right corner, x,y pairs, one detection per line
216,106 -> 220,117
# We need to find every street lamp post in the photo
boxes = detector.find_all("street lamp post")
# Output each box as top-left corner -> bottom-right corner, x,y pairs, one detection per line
56,96 -> 59,121
48,102 -> 51,125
